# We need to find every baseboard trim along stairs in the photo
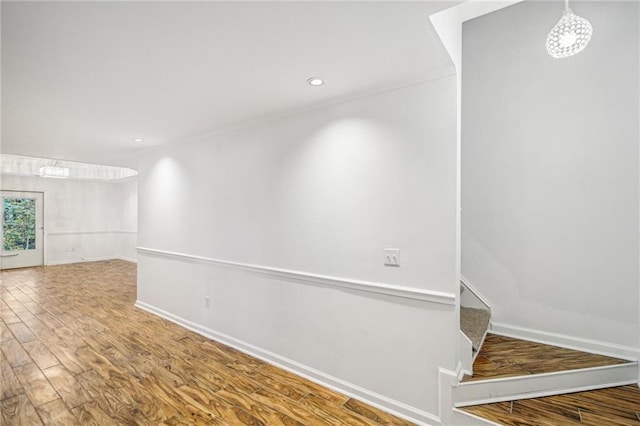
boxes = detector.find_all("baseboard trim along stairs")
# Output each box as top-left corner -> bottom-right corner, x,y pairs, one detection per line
453,362 -> 638,407
450,408 -> 502,426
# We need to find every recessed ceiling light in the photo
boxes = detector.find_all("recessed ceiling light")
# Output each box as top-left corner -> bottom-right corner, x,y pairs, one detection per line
133,138 -> 144,142
307,77 -> 324,86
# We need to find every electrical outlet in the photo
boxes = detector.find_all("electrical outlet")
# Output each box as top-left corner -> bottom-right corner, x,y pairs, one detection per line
205,296 -> 210,308
383,248 -> 400,267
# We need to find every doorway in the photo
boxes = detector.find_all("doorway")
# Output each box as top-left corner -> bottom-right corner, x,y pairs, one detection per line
1,191 -> 44,269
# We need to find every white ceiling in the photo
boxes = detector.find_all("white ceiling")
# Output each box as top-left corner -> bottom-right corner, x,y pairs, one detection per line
2,1 -> 459,169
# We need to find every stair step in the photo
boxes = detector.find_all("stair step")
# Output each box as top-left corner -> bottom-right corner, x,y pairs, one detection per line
464,334 -> 629,382
455,333 -> 638,409
454,362 -> 638,407
461,306 -> 491,351
460,385 -> 640,426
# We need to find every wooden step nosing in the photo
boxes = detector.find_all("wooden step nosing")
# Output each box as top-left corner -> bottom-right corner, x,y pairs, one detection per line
453,362 -> 638,407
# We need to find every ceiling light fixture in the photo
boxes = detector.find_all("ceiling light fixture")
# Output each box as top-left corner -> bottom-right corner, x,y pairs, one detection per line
307,77 -> 324,86
545,0 -> 593,59
133,138 -> 144,143
39,165 -> 70,179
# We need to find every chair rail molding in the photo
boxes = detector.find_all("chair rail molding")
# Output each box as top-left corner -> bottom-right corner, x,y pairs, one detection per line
137,246 -> 456,306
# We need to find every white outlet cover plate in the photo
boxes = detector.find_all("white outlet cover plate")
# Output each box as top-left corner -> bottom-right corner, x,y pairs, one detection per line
383,248 -> 400,267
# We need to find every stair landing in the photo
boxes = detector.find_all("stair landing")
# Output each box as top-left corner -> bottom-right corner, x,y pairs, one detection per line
463,334 -> 629,382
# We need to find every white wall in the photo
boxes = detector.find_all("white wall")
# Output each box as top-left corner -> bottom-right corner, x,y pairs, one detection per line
462,1 -> 639,354
1,175 -> 138,264
137,77 -> 459,423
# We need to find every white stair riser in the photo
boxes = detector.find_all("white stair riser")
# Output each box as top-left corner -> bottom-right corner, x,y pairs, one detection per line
454,362 -> 638,407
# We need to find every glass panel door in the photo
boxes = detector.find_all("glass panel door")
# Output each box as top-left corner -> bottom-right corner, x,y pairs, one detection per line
1,191 -> 44,269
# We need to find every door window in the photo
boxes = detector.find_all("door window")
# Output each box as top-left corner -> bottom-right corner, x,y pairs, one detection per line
3,197 -> 37,251
1,191 -> 44,269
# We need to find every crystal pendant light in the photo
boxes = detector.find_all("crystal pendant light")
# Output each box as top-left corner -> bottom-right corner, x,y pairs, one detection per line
545,0 -> 593,59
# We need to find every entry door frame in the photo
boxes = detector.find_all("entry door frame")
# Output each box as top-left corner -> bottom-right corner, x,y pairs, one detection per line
1,190 -> 45,269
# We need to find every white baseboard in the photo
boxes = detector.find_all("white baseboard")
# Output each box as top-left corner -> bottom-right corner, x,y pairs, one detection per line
46,256 -> 117,266
134,300 -> 441,426
450,409 -> 500,426
46,256 -> 137,266
492,322 -> 639,361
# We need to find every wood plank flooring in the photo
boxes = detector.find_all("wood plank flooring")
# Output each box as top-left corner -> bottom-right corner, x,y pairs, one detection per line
461,385 -> 640,425
464,333 -> 628,382
0,260 -> 414,426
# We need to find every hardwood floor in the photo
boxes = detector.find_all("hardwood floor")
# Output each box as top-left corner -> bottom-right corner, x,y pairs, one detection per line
461,385 -> 640,425
0,260 -> 414,426
463,333 -> 628,382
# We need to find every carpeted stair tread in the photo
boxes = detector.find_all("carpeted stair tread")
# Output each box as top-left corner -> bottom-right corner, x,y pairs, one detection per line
461,306 -> 491,351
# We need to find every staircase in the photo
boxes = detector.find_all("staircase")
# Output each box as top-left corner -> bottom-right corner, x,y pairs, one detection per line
452,279 -> 639,425
453,334 -> 638,424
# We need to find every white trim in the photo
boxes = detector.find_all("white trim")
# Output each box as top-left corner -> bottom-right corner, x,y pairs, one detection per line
46,256 -> 136,266
458,331 -> 473,377
47,230 -> 137,236
451,409 -> 501,426
459,275 -> 492,309
492,322 -> 640,361
438,364 -> 462,425
454,363 -> 638,407
457,0 -> 524,23
474,327 -> 489,362
46,257 -> 109,266
134,300 -> 441,426
137,247 -> 456,306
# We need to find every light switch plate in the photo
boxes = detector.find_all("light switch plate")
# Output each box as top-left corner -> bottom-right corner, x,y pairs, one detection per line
383,248 -> 400,267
